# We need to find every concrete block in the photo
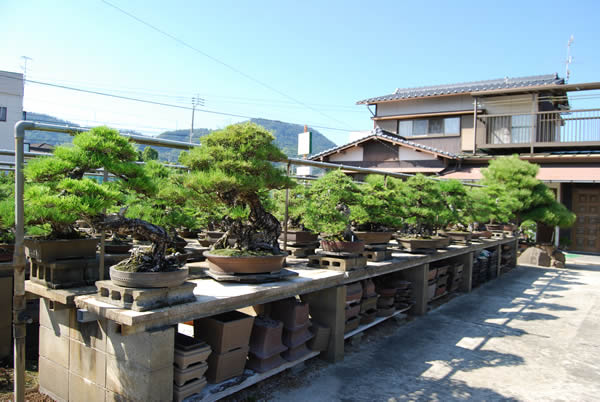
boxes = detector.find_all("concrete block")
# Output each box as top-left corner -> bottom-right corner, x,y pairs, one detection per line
0,325 -> 11,359
105,321 -> 174,370
0,277 -> 12,327
69,338 -> 106,386
39,355 -> 69,402
39,325 -> 70,368
69,372 -> 105,402
70,309 -> 106,351
106,355 -> 173,402
39,298 -> 70,336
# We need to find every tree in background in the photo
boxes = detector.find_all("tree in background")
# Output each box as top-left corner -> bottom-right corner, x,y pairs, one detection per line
139,146 -> 159,161
481,155 -> 575,229
350,174 -> 403,232
397,174 -> 443,237
0,174 -> 15,243
437,179 -> 470,230
180,122 -> 294,255
272,184 -> 311,230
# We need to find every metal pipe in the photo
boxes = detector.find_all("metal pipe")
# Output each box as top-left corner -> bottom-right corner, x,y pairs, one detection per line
283,162 -> 291,252
13,120 -> 34,402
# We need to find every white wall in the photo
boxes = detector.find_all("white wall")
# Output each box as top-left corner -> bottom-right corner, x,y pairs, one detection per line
376,95 -> 473,117
398,147 -> 436,161
328,146 -> 364,162
0,71 -> 24,162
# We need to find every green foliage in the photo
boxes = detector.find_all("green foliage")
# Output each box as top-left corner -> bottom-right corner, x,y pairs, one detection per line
520,220 -> 537,242
437,179 -> 471,229
302,170 -> 360,240
272,185 -> 311,230
466,187 -> 494,225
124,160 -> 197,231
398,174 -> 443,236
351,175 -> 403,231
481,155 -> 575,227
140,147 -> 159,161
0,174 -> 15,243
24,126 -> 154,238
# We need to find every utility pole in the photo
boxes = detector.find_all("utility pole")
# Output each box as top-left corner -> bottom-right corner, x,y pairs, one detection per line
565,35 -> 574,83
189,95 -> 204,143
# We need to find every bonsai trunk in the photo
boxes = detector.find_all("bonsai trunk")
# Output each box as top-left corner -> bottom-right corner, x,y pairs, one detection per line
336,202 -> 354,241
94,212 -> 176,272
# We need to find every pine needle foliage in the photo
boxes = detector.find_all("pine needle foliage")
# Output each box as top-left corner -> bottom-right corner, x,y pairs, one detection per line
351,174 -> 403,231
397,174 -> 443,237
437,179 -> 470,230
302,170 -> 360,241
180,122 -> 294,253
0,174 -> 15,243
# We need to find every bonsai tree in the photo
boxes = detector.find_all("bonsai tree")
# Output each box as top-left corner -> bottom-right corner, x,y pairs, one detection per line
437,179 -> 470,231
302,170 -> 361,241
481,155 -> 575,229
180,122 -> 294,255
272,184 -> 311,231
351,174 -> 403,232
25,126 -> 178,272
397,174 -> 443,238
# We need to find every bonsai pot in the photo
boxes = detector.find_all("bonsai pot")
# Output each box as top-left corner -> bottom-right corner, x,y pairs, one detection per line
396,237 -> 439,251
24,237 -> 98,262
353,231 -> 394,245
178,229 -> 200,239
0,244 -> 14,263
109,266 -> 189,288
248,317 -> 287,359
320,240 -> 365,254
203,251 -> 287,274
472,231 -> 492,239
434,236 -> 451,248
440,231 -> 472,244
485,224 -> 504,231
270,298 -> 310,331
503,224 -> 517,232
279,230 -> 318,245
103,242 -> 132,254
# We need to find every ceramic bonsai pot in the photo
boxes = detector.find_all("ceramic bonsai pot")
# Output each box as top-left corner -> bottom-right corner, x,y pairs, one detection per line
282,326 -> 314,349
320,240 -> 365,254
353,231 -> 394,245
307,322 -> 330,352
248,317 -> 288,359
434,236 -> 451,248
0,244 -> 14,262
485,224 -> 504,231
345,303 -> 361,320
103,242 -> 132,254
472,231 -> 492,239
279,230 -> 318,244
24,237 -> 98,262
109,266 -> 189,288
203,251 -> 287,274
345,282 -> 363,303
441,231 -> 472,244
270,298 -> 310,331
194,311 -> 255,354
396,237 -> 439,251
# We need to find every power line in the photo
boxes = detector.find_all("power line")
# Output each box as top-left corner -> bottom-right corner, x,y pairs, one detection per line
0,73 -> 356,132
100,0 -> 353,129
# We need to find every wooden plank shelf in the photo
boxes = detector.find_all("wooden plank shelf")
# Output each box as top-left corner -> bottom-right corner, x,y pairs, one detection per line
344,309 -> 408,340
192,351 -> 320,402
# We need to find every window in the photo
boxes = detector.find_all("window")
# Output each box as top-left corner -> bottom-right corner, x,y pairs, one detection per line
397,116 -> 460,137
0,107 -> 6,122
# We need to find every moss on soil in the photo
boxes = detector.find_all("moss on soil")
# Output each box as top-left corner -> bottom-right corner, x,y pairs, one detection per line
210,249 -> 278,257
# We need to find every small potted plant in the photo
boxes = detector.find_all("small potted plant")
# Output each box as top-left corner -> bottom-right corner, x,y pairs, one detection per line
273,185 -> 319,245
302,170 -> 364,253
395,174 -> 447,250
180,122 -> 294,274
351,175 -> 402,245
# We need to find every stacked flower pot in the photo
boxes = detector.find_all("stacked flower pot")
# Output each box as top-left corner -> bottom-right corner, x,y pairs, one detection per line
427,266 -> 438,301
471,255 -> 482,287
25,238 -> 99,289
392,280 -> 414,311
359,279 -> 378,324
376,285 -> 397,317
344,282 -> 363,332
270,298 -> 314,361
173,333 -> 212,402
246,316 -> 288,373
194,311 -> 255,383
447,263 -> 464,292
488,248 -> 499,279
279,230 -> 319,258
434,264 -> 449,299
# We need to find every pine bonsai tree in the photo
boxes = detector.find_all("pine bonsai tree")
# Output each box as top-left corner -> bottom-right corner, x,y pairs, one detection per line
351,174 -> 403,232
0,173 -> 15,244
180,122 -> 294,255
272,184 -> 311,231
397,174 -> 443,237
25,126 -> 178,272
437,179 -> 470,230
302,170 -> 361,241
481,155 -> 575,228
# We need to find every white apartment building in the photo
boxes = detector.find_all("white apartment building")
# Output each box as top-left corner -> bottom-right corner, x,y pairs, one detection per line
0,70 -> 24,162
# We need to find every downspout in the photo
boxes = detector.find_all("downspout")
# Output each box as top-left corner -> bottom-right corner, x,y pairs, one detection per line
13,120 -> 35,402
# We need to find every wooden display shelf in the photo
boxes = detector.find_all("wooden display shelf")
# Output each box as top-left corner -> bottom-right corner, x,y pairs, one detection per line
344,309 -> 408,340
194,351 -> 320,402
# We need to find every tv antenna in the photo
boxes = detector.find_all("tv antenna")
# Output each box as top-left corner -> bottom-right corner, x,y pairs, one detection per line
565,35 -> 574,83
20,56 -> 33,79
189,94 -> 205,143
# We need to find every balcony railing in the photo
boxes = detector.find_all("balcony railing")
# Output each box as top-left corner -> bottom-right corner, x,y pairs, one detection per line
480,108 -> 600,148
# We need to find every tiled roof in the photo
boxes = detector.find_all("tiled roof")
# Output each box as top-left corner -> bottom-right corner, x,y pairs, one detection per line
357,74 -> 564,104
309,127 -> 459,160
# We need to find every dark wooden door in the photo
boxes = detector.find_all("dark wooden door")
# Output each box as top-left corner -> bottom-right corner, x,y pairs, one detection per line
572,188 -> 600,253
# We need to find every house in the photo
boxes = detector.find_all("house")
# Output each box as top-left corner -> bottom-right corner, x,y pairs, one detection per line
312,74 -> 600,253
0,71 -> 24,162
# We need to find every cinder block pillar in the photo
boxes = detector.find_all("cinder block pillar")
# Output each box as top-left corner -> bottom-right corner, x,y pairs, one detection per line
403,264 -> 428,315
302,285 -> 345,363
459,252 -> 474,292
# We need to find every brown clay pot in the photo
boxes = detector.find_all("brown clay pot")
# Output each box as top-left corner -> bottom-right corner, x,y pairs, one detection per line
24,237 -> 98,262
345,303 -> 361,320
361,279 -> 376,298
246,353 -> 286,373
377,288 -> 397,298
0,244 -> 14,262
281,343 -> 311,362
282,326 -> 314,349
109,266 -> 189,288
485,224 -> 504,231
353,231 -> 394,245
320,240 -> 365,254
194,311 -> 255,354
307,323 -> 330,352
441,231 -> 472,244
248,316 -> 287,359
270,298 -> 310,331
279,230 -> 318,244
396,237 -> 439,250
360,309 -> 377,325
203,251 -> 287,274
345,282 -> 363,303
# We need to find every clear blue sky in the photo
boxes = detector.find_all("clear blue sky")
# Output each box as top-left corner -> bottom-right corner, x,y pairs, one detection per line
1,0 -> 599,144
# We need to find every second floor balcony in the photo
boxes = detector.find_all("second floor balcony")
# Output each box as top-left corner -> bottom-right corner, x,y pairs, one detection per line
478,108 -> 600,152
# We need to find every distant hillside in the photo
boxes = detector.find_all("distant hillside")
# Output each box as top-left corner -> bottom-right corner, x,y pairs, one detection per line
22,114 -> 338,163
154,119 -> 337,162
